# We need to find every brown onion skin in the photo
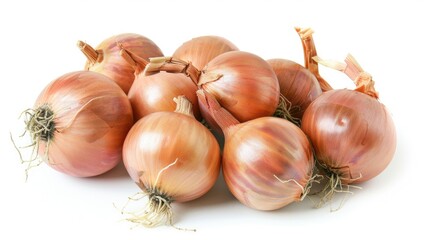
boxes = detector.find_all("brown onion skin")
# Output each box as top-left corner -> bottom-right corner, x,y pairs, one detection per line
36,71 -> 133,177
200,51 -> 280,123
128,72 -> 201,121
81,33 -> 163,93
122,111 -> 221,202
173,35 -> 238,70
222,117 -> 314,210
267,58 -> 322,119
301,89 -> 396,184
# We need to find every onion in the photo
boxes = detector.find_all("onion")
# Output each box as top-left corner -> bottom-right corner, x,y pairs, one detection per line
173,35 -> 238,70
197,90 -> 314,211
121,49 -> 200,121
122,96 -> 220,227
145,51 -> 280,124
77,33 -> 163,93
301,54 -> 396,204
268,58 -> 322,121
18,71 -> 133,177
295,27 -> 333,92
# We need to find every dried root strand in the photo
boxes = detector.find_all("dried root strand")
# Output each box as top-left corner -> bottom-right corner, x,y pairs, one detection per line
12,105 -> 56,181
316,171 -> 362,211
273,94 -> 301,126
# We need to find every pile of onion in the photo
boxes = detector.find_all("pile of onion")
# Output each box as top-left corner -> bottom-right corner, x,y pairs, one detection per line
77,33 -> 163,93
145,51 -> 280,137
16,71 -> 133,178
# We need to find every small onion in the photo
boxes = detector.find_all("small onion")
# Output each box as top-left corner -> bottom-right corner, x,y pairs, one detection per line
301,54 -> 396,203
77,33 -> 163,93
173,35 -> 238,70
121,49 -> 200,121
122,96 -> 220,227
197,90 -> 314,211
268,58 -> 322,121
18,71 -> 133,177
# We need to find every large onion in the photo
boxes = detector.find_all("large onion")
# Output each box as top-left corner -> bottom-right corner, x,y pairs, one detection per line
19,71 -> 133,177
301,54 -> 396,203
77,33 -> 163,93
122,96 -> 220,227
197,90 -> 314,211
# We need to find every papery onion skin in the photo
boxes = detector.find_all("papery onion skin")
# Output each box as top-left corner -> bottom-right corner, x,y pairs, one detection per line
222,117 -> 314,210
122,111 -> 220,202
301,89 -> 396,184
79,33 -> 163,93
173,35 -> 238,70
200,51 -> 280,122
35,71 -> 133,177
128,72 -> 201,121
268,58 -> 322,119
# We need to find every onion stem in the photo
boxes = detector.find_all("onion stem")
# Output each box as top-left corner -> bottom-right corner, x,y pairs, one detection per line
173,96 -> 194,117
120,48 -> 149,75
77,40 -> 102,65
295,27 -> 333,92
145,57 -> 201,85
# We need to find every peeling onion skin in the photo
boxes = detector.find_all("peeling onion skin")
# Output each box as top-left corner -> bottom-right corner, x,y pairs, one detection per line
36,71 -> 134,177
222,117 -> 314,210
122,111 -> 221,202
301,89 -> 396,184
79,33 -> 163,94
200,51 -> 280,123
267,58 -> 322,119
173,35 -> 238,70
128,72 -> 201,121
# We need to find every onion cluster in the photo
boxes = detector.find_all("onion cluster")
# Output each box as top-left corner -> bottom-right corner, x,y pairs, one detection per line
14,28 -> 396,229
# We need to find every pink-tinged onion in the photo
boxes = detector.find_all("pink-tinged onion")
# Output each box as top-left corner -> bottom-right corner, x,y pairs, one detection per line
77,33 -> 163,93
301,54 -> 396,203
197,90 -> 314,211
19,71 -> 133,177
268,58 -> 322,121
173,35 -> 238,70
120,49 -> 200,121
122,96 -> 220,227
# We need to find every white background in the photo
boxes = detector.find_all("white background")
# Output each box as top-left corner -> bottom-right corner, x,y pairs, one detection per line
1,0 -> 427,239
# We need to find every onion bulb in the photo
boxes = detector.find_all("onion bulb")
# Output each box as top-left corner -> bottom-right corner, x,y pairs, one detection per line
77,33 -> 163,93
122,96 -> 220,227
17,71 -> 133,177
268,58 -> 322,121
301,54 -> 396,204
121,49 -> 200,121
197,90 -> 314,210
173,35 -> 238,70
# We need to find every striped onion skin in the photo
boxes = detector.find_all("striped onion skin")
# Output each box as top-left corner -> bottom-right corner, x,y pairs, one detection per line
222,117 -> 314,210
128,72 -> 200,122
173,35 -> 238,70
301,89 -> 396,184
31,71 -> 133,177
122,107 -> 221,203
267,58 -> 322,120
78,33 -> 163,94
